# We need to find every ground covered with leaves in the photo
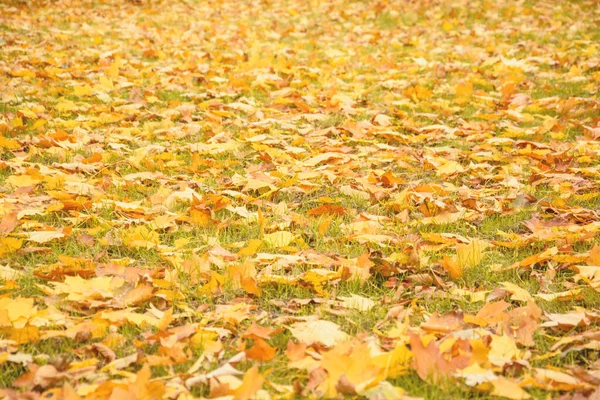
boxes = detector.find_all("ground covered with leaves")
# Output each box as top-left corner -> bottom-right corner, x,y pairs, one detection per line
0,0 -> 600,398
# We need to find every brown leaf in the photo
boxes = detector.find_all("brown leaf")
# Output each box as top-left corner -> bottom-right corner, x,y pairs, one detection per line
91,343 -> 117,363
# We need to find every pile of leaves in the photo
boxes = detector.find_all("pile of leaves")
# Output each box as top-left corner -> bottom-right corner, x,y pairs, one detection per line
1,0 -> 599,398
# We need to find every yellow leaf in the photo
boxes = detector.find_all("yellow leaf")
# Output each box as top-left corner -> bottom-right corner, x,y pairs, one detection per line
372,344 -> 412,378
45,203 -> 65,213
456,239 -> 487,268
532,368 -> 587,391
6,174 -> 43,188
11,117 -> 23,128
534,289 -> 582,302
0,237 -> 23,256
488,335 -> 520,367
455,362 -> 496,386
10,69 -> 35,78
32,118 -> 47,129
501,282 -> 533,302
49,275 -> 124,302
122,225 -> 160,249
18,107 -> 37,119
108,56 -> 121,80
238,239 -> 263,257
198,271 -> 225,295
0,297 -> 37,328
455,81 -> 473,99
436,160 -> 465,177
302,268 -> 342,295
442,20 -> 454,31
54,99 -> 77,113
257,208 -> 265,237
318,215 -> 334,237
3,325 -> 39,344
537,117 -> 558,134
319,340 -> 383,397
73,85 -> 94,96
119,283 -> 154,307
96,76 -> 114,91
174,238 -> 190,249
490,377 -> 531,399
263,231 -> 294,248
0,136 -> 20,149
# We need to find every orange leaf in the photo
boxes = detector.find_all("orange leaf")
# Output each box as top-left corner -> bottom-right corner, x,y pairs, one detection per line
190,208 -> 212,226
82,152 -> 102,164
285,340 -> 307,361
120,283 -> 154,307
245,338 -> 276,361
233,365 -> 264,400
3,326 -> 39,344
242,323 -> 282,340
409,332 -> 461,382
241,276 -> 262,296
318,215 -> 334,237
439,254 -> 462,279
307,204 -> 346,216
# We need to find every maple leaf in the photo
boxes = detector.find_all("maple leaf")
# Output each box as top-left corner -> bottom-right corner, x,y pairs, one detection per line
409,332 -> 465,382
0,297 -> 37,328
120,225 -> 160,249
245,338 -> 276,361
319,340 -> 383,397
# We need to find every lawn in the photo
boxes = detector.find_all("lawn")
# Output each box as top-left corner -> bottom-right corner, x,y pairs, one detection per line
1,0 -> 600,398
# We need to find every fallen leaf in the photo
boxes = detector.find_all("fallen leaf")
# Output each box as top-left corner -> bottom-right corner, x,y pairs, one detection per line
263,231 -> 294,248
289,320 -> 349,347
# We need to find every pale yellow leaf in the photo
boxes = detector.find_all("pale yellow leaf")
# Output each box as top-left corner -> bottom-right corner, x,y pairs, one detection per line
263,231 -> 294,248
23,231 -> 65,244
338,294 -> 375,312
289,320 -> 349,347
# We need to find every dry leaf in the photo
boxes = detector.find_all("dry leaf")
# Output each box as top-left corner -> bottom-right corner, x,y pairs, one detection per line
289,320 -> 349,347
